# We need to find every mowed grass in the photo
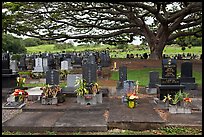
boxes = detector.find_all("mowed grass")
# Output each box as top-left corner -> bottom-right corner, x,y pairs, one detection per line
26,44 -> 116,53
110,68 -> 202,87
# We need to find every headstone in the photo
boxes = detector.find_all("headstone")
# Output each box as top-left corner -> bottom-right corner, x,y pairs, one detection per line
119,66 -> 127,83
2,53 -> 18,91
66,58 -> 72,69
146,71 -> 160,94
82,63 -> 97,84
123,80 -> 135,95
42,57 -> 49,72
61,74 -> 82,95
10,60 -> 18,73
156,59 -> 185,100
32,58 -> 44,72
61,60 -> 69,70
179,61 -> 197,90
46,70 -> 60,85
18,55 -> 27,71
149,71 -> 160,88
162,59 -> 177,78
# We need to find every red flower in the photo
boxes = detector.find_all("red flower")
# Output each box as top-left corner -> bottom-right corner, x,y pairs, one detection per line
183,98 -> 192,103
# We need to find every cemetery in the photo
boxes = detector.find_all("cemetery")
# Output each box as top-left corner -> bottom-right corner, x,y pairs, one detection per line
2,51 -> 202,133
2,1 -> 202,135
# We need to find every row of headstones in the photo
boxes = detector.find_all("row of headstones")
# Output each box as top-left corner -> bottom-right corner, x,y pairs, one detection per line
147,59 -> 197,100
9,51 -> 111,72
163,53 -> 202,60
112,53 -> 202,60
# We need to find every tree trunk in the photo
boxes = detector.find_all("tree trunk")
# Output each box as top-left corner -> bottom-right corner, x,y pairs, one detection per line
149,42 -> 165,60
149,46 -> 163,60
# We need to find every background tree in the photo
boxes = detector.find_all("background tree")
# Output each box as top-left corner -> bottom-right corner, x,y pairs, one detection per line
2,2 -> 202,59
2,33 -> 27,54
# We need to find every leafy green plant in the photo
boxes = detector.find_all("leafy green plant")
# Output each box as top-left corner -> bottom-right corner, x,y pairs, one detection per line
74,77 -> 89,96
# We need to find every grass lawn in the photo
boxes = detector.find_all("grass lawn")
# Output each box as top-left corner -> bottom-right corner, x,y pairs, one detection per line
110,68 -> 202,87
2,127 -> 202,135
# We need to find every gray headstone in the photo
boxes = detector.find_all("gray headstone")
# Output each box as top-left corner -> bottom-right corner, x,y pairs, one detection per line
46,70 -> 60,85
43,58 -> 48,72
67,74 -> 82,88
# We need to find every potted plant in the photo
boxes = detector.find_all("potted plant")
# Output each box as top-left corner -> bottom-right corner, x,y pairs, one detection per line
74,77 -> 101,105
127,93 -> 139,108
168,91 -> 192,114
40,84 -> 61,105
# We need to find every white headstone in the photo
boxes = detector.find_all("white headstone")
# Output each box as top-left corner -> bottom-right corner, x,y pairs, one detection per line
61,60 -> 69,70
32,58 -> 44,72
10,60 -> 18,72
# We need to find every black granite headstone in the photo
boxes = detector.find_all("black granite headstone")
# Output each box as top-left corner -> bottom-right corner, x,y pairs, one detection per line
149,71 -> 160,88
162,59 -> 177,78
119,66 -> 127,83
82,63 -> 97,84
156,59 -> 184,100
179,61 -> 197,90
46,70 -> 60,85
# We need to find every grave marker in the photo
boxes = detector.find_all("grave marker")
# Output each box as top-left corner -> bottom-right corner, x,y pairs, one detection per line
46,70 -> 60,85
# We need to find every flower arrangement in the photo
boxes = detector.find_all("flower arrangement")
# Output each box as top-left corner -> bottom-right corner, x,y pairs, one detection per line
74,77 -> 99,96
40,84 -> 61,98
74,77 -> 89,96
13,89 -> 28,102
17,76 -> 26,88
163,91 -> 192,107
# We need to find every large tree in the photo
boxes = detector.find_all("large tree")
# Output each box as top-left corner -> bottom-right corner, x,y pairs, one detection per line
2,2 -> 202,59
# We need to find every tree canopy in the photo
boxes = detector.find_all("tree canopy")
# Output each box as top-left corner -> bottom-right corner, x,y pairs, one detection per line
2,2 -> 202,59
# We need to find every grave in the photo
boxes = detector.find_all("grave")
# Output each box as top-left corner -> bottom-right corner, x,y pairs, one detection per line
42,57 -> 49,72
2,53 -> 18,89
10,60 -> 18,73
146,71 -> 160,94
32,58 -> 44,73
61,60 -> 69,70
179,61 -> 197,90
18,55 -> 27,71
117,66 -> 127,87
2,53 -> 18,101
46,70 -> 60,85
61,74 -> 83,96
116,66 -> 127,96
155,59 -> 185,100
82,63 -> 97,84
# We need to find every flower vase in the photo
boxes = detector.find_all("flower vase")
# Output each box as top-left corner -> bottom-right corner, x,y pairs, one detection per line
164,100 -> 169,109
127,99 -> 136,108
15,96 -> 19,102
169,105 -> 177,114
